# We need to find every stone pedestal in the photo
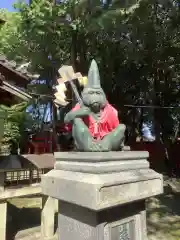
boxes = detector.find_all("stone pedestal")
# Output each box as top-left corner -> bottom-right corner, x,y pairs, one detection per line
41,151 -> 163,240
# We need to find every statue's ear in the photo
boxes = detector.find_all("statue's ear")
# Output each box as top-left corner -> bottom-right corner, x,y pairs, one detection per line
87,59 -> 101,88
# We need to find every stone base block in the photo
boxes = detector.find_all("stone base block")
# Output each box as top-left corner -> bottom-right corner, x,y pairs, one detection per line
59,200 -> 147,240
41,168 -> 163,211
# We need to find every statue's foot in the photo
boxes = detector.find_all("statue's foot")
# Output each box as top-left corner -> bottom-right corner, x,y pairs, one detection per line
88,141 -> 110,152
101,124 -> 126,151
121,145 -> 131,151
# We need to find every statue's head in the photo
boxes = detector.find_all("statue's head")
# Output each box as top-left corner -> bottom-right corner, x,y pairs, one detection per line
81,60 -> 107,113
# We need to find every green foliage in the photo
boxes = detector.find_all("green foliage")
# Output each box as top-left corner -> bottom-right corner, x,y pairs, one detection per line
12,0 -> 139,71
0,0 -> 179,147
0,102 -> 32,153
0,8 -> 26,62
14,0 -> 72,72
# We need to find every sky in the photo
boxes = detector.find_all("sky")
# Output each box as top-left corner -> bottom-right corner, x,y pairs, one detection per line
0,0 -> 28,11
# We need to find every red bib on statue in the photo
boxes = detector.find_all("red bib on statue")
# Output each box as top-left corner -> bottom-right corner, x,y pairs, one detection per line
64,103 -> 119,140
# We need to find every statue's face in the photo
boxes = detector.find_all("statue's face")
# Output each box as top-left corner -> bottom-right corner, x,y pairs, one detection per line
82,87 -> 107,113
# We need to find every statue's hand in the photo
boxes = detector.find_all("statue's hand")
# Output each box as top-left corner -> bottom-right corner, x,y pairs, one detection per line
64,106 -> 91,123
79,106 -> 91,115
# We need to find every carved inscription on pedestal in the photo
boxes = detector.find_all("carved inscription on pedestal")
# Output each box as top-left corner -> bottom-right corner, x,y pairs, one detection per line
111,220 -> 134,240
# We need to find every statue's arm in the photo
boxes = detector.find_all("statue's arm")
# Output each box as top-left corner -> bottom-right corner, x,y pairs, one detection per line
64,107 -> 91,123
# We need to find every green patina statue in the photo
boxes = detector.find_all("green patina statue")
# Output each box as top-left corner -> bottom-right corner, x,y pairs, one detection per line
64,60 -> 126,152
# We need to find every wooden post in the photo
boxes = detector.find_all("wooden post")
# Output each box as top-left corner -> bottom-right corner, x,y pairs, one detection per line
0,200 -> 7,240
0,172 -> 6,240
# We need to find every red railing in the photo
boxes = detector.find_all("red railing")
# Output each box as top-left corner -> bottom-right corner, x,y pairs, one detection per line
25,133 -> 57,154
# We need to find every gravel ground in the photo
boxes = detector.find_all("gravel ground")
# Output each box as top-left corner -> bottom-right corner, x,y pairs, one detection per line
147,181 -> 180,240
